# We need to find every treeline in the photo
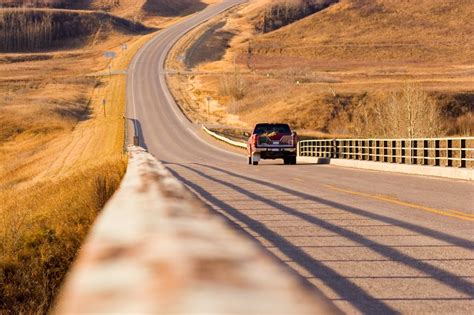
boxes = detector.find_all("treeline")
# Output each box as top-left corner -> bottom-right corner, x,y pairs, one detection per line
0,8 -> 146,52
0,0 -> 122,10
0,9 -> 54,51
258,0 -> 338,33
0,0 -> 65,8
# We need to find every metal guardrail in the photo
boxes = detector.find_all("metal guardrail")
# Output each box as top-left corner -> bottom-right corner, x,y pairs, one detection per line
299,137 -> 474,168
202,125 -> 247,149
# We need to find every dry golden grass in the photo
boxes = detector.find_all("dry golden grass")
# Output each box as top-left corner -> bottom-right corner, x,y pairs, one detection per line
0,0 -> 206,311
0,158 -> 125,314
167,0 -> 473,137
0,22 -> 140,315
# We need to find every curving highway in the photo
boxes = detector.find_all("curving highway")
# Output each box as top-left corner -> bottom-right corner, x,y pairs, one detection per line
126,1 -> 474,313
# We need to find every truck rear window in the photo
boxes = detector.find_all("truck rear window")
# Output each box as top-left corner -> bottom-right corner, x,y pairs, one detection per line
253,124 -> 291,135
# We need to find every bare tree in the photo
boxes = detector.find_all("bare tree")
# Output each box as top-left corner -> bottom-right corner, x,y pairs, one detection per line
352,83 -> 445,138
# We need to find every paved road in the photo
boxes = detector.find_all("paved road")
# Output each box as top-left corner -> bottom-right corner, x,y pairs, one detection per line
127,1 -> 474,313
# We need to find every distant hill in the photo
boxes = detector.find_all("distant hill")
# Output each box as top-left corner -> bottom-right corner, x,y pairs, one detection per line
173,0 -> 473,136
0,0 -> 209,18
250,0 -> 473,65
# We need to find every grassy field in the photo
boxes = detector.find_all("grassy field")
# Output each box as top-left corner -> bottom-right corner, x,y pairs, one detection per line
167,0 -> 473,137
0,0 -> 218,313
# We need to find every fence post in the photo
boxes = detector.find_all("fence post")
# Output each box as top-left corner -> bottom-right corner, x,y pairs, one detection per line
447,139 -> 453,167
383,140 -> 388,162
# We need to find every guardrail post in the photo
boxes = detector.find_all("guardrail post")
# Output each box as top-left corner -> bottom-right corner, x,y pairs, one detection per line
361,140 -> 365,160
409,140 -> 413,164
423,140 -> 428,166
376,140 -> 380,162
434,140 -> 440,166
352,140 -> 356,159
400,140 -> 406,164
368,140 -> 372,161
355,140 -> 359,160
414,140 -> 419,165
391,140 -> 396,163
330,139 -> 336,158
460,139 -> 466,168
447,139 -> 453,167
347,140 -> 351,159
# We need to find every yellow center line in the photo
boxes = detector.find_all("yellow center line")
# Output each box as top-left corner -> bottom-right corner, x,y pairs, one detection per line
324,184 -> 474,222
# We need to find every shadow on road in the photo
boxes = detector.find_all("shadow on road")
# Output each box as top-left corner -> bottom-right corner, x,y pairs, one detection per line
165,162 -> 474,314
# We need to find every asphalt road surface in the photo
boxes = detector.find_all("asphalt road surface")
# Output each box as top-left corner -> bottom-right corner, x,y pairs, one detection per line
126,1 -> 474,313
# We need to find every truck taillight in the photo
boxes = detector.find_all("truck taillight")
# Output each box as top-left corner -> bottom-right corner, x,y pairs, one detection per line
293,134 -> 298,147
253,135 -> 258,146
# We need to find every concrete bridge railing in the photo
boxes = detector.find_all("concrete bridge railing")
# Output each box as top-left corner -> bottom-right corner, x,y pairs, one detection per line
299,137 -> 474,169
201,127 -> 473,180
54,146 -> 339,314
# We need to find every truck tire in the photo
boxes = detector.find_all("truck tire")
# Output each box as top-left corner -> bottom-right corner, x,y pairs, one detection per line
291,156 -> 297,165
252,161 -> 259,165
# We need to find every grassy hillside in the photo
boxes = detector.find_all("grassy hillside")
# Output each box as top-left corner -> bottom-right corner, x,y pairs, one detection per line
0,0 -> 213,313
0,0 -> 217,23
167,0 -> 473,136
252,0 -> 473,65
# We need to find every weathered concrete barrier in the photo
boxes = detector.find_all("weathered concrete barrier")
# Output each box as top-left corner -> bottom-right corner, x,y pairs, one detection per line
54,146 -> 339,314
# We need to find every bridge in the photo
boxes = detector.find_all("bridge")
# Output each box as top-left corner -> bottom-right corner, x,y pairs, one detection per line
55,1 -> 474,314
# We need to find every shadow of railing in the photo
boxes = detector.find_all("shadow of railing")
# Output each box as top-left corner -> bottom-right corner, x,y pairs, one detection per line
166,163 -> 474,314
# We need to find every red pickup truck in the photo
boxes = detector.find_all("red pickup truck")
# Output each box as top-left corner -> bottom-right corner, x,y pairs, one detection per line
247,123 -> 298,165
